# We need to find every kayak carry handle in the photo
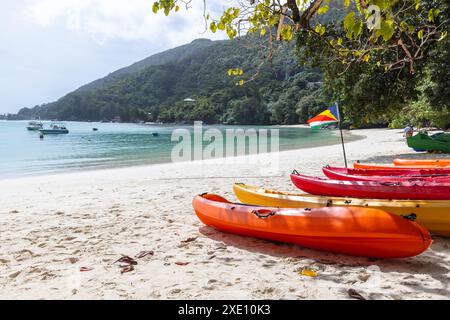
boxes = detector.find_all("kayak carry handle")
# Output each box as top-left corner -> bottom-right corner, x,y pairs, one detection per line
401,213 -> 417,222
252,209 -> 276,219
292,169 -> 299,175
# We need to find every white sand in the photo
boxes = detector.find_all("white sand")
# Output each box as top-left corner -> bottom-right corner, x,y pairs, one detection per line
0,128 -> 449,300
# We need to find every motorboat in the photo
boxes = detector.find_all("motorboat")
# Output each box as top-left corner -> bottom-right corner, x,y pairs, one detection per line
39,122 -> 69,134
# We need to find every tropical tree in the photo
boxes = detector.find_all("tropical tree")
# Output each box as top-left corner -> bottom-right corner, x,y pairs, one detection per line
152,0 -> 447,77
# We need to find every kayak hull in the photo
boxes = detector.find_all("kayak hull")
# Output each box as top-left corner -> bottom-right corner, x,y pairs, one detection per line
354,163 -> 450,170
39,129 -> 69,134
291,173 -> 450,200
322,166 -> 450,183
193,194 -> 431,258
407,132 -> 450,153
233,183 -> 450,237
393,158 -> 450,166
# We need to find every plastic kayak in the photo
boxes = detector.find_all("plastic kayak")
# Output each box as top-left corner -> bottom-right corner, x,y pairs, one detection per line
393,158 -> 450,166
407,132 -> 450,153
353,162 -> 449,170
324,166 -> 450,177
193,193 -> 431,258
291,172 -> 450,200
322,166 -> 450,183
233,183 -> 450,237
432,132 -> 450,142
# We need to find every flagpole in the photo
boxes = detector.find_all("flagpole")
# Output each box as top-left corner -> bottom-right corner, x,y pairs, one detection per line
335,101 -> 348,168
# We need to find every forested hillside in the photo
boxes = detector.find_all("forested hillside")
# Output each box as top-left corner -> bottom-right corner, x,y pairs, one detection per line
12,0 -> 449,128
16,37 -> 326,125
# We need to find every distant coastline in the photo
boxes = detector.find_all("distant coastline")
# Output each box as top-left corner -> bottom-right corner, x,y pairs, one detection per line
0,121 -> 363,179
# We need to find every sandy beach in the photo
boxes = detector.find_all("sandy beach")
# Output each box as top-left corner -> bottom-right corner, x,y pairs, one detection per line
1,128 -> 449,300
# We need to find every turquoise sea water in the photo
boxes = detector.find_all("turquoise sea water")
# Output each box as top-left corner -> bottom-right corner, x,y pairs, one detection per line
0,121 -> 359,179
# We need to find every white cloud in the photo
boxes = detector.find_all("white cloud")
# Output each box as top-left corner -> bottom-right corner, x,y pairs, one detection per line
25,0 -> 230,46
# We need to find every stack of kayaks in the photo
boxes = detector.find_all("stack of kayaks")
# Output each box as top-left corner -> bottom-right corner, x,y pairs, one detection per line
192,194 -> 431,258
290,172 -> 450,200
192,158 -> 450,259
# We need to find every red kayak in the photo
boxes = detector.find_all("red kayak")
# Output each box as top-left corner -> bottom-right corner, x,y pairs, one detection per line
291,172 -> 450,200
323,166 -> 450,183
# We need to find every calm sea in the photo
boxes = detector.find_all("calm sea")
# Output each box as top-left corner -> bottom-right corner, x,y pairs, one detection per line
0,121 -> 360,179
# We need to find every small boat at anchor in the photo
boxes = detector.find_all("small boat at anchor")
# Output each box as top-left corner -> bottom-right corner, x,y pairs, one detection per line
26,121 -> 43,131
39,122 -> 69,134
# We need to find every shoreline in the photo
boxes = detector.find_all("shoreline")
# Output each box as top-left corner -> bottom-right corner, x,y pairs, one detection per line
0,126 -> 364,182
1,128 -> 449,299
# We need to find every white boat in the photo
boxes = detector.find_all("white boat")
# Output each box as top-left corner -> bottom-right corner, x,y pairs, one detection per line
26,121 -> 43,131
39,122 -> 69,134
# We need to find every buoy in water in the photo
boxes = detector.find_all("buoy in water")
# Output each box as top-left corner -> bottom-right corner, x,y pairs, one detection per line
152,132 -> 159,137
93,128 -> 98,131
39,133 -> 44,140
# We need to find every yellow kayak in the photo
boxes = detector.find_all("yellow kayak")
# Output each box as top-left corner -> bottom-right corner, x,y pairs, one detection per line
233,183 -> 450,237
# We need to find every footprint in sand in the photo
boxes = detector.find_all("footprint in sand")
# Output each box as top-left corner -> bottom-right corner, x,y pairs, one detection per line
358,273 -> 371,282
202,286 -> 215,291
14,249 -> 37,261
9,270 -> 21,279
68,257 -> 79,264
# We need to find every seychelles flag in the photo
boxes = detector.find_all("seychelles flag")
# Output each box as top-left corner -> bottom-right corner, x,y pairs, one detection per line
307,103 -> 340,129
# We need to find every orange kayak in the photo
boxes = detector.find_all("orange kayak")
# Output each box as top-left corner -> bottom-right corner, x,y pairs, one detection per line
354,162 -> 449,170
393,159 -> 450,167
192,194 -> 432,258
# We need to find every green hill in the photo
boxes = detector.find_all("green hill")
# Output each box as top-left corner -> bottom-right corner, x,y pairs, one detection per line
16,36 -> 326,125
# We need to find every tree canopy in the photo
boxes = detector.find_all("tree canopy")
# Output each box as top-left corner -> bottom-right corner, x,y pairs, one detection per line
152,0 -> 449,128
153,0 -> 447,75
9,1 -> 449,129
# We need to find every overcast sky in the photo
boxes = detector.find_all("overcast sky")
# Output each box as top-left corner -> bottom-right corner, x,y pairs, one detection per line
0,0 -> 229,114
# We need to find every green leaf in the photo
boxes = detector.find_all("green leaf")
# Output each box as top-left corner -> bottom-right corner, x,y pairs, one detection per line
317,5 -> 329,15
418,29 -> 424,39
152,2 -> 159,14
343,0 -> 350,7
319,25 -> 326,36
352,21 -> 362,38
373,0 -> 391,10
429,8 -> 440,22
343,12 -> 356,39
210,22 -> 217,33
428,9 -> 435,22
376,19 -> 395,41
